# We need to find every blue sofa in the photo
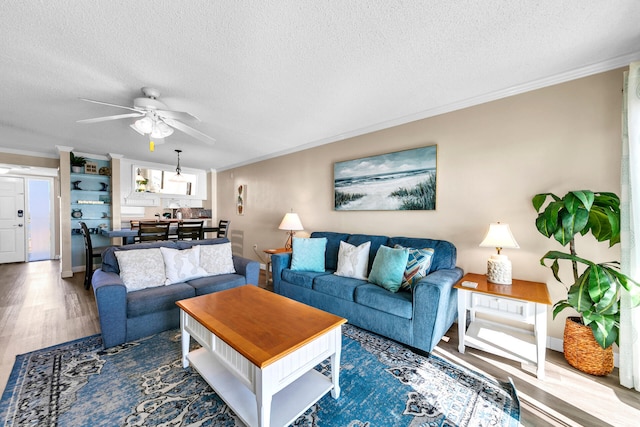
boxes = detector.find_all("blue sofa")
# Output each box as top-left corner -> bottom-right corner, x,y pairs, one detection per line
92,238 -> 260,348
272,232 -> 463,353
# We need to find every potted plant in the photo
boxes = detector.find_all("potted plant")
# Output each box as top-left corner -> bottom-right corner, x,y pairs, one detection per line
70,152 -> 87,173
532,190 -> 640,375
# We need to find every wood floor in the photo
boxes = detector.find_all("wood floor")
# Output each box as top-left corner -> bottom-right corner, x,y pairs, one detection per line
1,260 -> 638,426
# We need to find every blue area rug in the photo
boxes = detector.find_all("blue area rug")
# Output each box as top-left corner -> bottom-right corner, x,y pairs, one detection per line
0,325 -> 519,426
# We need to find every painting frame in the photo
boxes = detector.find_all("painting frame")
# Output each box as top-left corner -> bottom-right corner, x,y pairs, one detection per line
334,145 -> 437,211
236,184 -> 246,215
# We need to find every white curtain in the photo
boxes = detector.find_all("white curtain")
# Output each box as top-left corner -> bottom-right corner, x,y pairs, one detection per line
620,62 -> 640,391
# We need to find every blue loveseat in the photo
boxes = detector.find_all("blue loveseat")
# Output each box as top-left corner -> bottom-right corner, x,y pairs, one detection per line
92,238 -> 260,348
272,232 -> 463,353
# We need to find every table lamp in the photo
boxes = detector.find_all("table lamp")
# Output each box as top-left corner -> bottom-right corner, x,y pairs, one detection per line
479,222 -> 519,285
278,212 -> 304,249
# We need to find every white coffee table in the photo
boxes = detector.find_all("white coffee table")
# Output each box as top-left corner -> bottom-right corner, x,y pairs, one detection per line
176,285 -> 347,427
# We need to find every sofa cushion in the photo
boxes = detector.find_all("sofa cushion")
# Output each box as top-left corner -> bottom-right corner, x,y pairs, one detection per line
334,240 -> 370,279
313,274 -> 366,302
346,234 -> 389,272
199,242 -> 236,275
395,245 -> 435,291
115,248 -> 167,292
355,284 -> 413,319
310,232 -> 350,271
160,246 -> 209,285
187,274 -> 247,296
102,241 -> 180,274
291,237 -> 327,272
282,269 -> 330,289
127,282 -> 195,318
389,237 -> 457,272
368,245 -> 409,293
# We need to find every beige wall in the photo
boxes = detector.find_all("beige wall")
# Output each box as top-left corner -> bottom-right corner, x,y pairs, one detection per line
216,68 -> 624,342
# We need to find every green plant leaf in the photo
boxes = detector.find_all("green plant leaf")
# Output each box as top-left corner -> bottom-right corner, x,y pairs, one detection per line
532,193 -> 552,212
582,311 -> 617,349
567,274 -> 593,313
589,268 -> 618,315
570,190 -> 594,211
552,300 -> 572,318
537,201 -> 564,238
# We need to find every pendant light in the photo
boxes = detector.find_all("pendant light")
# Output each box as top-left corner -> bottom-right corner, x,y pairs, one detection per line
170,149 -> 187,182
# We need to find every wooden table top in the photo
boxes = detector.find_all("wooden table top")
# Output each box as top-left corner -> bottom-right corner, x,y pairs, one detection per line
263,247 -> 292,255
453,272 -> 552,305
176,285 -> 346,368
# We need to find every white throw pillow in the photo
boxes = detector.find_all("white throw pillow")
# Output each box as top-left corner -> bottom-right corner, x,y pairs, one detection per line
160,246 -> 209,285
334,240 -> 370,280
114,248 -> 167,292
199,243 -> 236,275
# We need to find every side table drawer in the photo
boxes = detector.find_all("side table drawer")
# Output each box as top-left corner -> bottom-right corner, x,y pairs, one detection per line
470,293 -> 534,322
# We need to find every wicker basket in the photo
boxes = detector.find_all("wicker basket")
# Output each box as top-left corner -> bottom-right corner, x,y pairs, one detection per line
563,317 -> 614,376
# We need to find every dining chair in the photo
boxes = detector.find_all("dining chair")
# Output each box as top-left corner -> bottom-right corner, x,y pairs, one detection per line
79,221 -> 113,290
216,220 -> 230,238
136,221 -> 171,243
177,221 -> 204,240
130,220 -> 140,229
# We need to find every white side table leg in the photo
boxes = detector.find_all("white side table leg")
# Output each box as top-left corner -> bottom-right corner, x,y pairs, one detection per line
180,310 -> 191,368
457,290 -> 468,354
331,327 -> 342,398
534,303 -> 547,380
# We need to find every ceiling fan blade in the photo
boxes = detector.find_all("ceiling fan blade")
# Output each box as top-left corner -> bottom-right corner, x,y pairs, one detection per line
79,98 -> 142,113
77,112 -> 145,123
164,119 -> 216,145
157,109 -> 200,122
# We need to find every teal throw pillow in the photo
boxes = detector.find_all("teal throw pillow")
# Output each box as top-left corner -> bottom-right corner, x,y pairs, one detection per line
395,245 -> 435,291
368,245 -> 409,293
290,237 -> 327,272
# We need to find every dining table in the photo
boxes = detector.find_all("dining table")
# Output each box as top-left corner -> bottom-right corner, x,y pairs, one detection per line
101,223 -> 220,245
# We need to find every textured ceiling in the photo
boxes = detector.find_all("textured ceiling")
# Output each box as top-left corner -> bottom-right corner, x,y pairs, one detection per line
1,1 -> 639,171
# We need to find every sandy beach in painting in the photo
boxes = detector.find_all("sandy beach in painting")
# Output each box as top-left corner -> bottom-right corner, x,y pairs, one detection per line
335,169 -> 434,210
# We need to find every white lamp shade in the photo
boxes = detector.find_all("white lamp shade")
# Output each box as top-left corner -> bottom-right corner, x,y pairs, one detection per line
278,213 -> 304,231
479,223 -> 519,250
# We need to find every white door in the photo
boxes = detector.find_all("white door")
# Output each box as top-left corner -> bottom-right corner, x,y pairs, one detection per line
0,176 -> 26,263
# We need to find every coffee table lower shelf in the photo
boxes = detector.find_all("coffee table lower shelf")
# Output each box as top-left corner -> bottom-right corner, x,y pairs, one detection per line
188,348 -> 333,426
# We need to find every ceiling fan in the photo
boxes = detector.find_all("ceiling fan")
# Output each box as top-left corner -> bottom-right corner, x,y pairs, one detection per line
77,87 -> 216,151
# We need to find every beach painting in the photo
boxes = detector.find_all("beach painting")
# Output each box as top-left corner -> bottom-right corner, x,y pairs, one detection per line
334,145 -> 437,211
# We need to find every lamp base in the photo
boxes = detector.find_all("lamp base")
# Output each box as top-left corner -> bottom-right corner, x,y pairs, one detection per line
284,231 -> 295,250
486,254 -> 512,285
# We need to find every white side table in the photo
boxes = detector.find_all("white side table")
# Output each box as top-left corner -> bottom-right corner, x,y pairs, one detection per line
454,273 -> 552,379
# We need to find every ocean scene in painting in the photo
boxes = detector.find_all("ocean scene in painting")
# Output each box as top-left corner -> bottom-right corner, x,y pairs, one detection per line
334,146 -> 437,210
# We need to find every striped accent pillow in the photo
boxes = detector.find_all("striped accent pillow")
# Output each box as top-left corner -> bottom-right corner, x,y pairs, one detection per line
395,245 -> 435,291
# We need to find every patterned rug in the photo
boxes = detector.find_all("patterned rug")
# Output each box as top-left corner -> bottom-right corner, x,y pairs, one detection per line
0,325 -> 519,426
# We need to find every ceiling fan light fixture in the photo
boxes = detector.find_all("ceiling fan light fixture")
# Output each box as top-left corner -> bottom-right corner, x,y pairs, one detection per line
133,116 -> 153,134
151,121 -> 174,138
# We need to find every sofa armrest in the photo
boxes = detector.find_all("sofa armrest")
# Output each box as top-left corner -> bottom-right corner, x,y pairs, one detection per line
412,267 -> 464,352
91,269 -> 128,348
232,256 -> 260,285
271,252 -> 292,293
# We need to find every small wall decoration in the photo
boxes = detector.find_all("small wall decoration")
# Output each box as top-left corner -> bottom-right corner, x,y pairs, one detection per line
236,185 -> 246,215
84,161 -> 98,174
334,145 -> 437,211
